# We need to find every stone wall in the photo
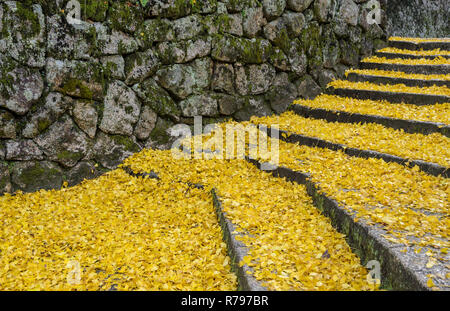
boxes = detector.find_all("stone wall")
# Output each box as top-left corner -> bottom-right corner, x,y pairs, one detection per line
385,0 -> 449,38
0,0 -> 387,194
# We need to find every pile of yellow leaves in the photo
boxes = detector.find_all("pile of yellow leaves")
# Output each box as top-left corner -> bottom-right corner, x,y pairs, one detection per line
122,150 -> 376,291
361,56 -> 450,66
345,68 -> 450,81
389,37 -> 450,43
250,111 -> 450,167
293,94 -> 450,125
0,170 -> 237,290
328,80 -> 450,97
378,47 -> 450,56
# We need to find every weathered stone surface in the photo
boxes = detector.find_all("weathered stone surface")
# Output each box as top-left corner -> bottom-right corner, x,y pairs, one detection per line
5,140 -> 43,161
217,13 -> 243,36
45,58 -> 104,101
339,0 -> 360,26
124,48 -> 160,85
95,23 -> 139,55
0,163 -> 11,194
322,25 -> 340,68
144,0 -> 191,19
217,94 -> 244,116
212,63 -> 235,94
185,37 -> 212,62
235,64 -> 276,96
270,47 -> 290,71
266,72 -> 298,114
134,105 -> 158,141
287,0 -> 314,12
93,131 -> 141,169
100,81 -> 141,136
22,92 -> 72,138
314,0 -> 331,22
287,40 -> 308,77
317,68 -> 337,87
147,117 -> 175,149
173,15 -> 204,40
155,58 -> 212,99
1,2 -> 46,68
225,0 -> 257,13
234,97 -> 273,121
263,18 -> 287,48
11,161 -> 63,193
179,94 -> 219,117
340,39 -> 359,66
283,11 -> 306,37
34,116 -> 91,168
263,0 -> 286,21
212,35 -> 272,64
133,78 -> 180,119
242,7 -> 266,37
101,55 -> 125,80
296,75 -> 322,99
72,100 -> 98,139
0,55 -> 44,115
0,110 -> 17,139
66,161 -> 101,187
136,18 -> 174,48
108,1 -> 144,34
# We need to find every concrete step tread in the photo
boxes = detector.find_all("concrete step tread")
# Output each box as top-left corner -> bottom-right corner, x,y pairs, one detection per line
360,61 -> 450,75
346,71 -> 449,88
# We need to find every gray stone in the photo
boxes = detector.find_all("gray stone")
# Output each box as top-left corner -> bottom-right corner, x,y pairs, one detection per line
155,58 -> 212,99
185,37 -> 212,62
108,1 -> 144,34
66,161 -> 101,187
296,75 -> 322,99
132,78 -> 181,119
124,48 -> 160,85
318,69 -> 337,88
0,55 -> 44,115
242,7 -> 266,38
262,0 -> 286,21
173,15 -> 204,40
340,39 -> 359,66
46,14 -> 79,60
314,0 -> 332,22
72,100 -> 98,139
217,94 -> 244,115
5,140 -> 43,161
212,63 -> 235,94
287,0 -> 314,12
339,0 -> 360,26
136,18 -> 174,48
234,97 -> 273,121
219,14 -> 243,36
0,163 -> 11,194
270,48 -> 291,71
45,58 -> 104,101
211,35 -> 272,64
287,41 -> 307,77
235,64 -> 276,96
144,0 -> 191,19
147,117 -> 175,149
101,55 -> 125,80
22,92 -> 72,138
157,41 -> 187,64
134,105 -> 158,141
263,18 -> 286,44
179,94 -> 219,117
0,110 -> 17,139
1,2 -> 46,68
11,161 -> 63,193
93,131 -> 141,169
95,23 -> 139,55
34,116 -> 91,168
266,72 -> 298,114
283,12 -> 306,37
100,81 -> 141,136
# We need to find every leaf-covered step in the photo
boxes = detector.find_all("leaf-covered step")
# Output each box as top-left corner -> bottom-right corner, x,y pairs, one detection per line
346,72 -> 449,88
289,101 -> 450,137
327,80 -> 450,105
375,47 -> 450,60
360,60 -> 450,75
388,37 -> 450,51
376,52 -> 450,60
262,126 -> 448,177
250,111 -> 450,168
246,158 -> 441,291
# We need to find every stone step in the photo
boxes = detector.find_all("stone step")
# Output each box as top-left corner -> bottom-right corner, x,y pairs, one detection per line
346,72 -> 449,88
260,126 -> 448,178
375,51 -> 450,60
289,103 -> 450,137
211,190 -> 268,291
360,61 -> 450,75
246,157 -> 436,291
329,87 -> 450,106
388,39 -> 450,51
